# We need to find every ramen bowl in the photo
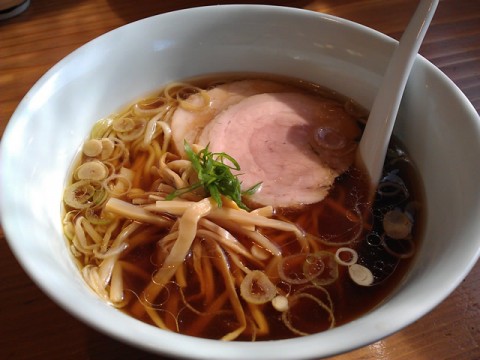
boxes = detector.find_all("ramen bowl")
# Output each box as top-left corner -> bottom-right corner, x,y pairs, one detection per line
1,5 -> 480,360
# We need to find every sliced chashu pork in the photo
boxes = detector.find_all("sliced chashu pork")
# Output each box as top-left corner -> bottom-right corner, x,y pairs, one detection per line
170,79 -> 296,156
196,91 -> 361,208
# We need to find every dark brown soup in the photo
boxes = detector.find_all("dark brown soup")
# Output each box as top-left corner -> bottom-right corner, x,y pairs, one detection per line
62,74 -> 424,341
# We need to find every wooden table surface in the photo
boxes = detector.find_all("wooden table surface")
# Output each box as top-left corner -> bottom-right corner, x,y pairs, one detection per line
1,0 -> 479,359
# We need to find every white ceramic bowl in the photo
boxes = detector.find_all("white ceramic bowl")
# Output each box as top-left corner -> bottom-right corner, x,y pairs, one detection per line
1,5 -> 480,360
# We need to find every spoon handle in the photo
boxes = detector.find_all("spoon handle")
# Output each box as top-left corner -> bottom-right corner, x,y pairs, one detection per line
356,0 -> 439,191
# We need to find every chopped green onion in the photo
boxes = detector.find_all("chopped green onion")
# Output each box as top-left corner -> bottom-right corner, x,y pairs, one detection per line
166,141 -> 261,210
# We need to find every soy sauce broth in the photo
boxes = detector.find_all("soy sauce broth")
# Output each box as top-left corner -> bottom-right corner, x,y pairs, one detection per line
64,73 -> 424,340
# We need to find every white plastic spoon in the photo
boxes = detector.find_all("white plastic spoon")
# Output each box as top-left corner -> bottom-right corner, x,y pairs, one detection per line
356,0 -> 439,197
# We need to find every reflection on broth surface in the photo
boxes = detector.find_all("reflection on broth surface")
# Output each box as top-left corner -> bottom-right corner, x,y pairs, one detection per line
62,74 -> 423,340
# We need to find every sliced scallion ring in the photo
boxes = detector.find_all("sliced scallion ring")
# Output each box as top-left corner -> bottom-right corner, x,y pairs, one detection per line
348,264 -> 374,286
334,247 -> 358,266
